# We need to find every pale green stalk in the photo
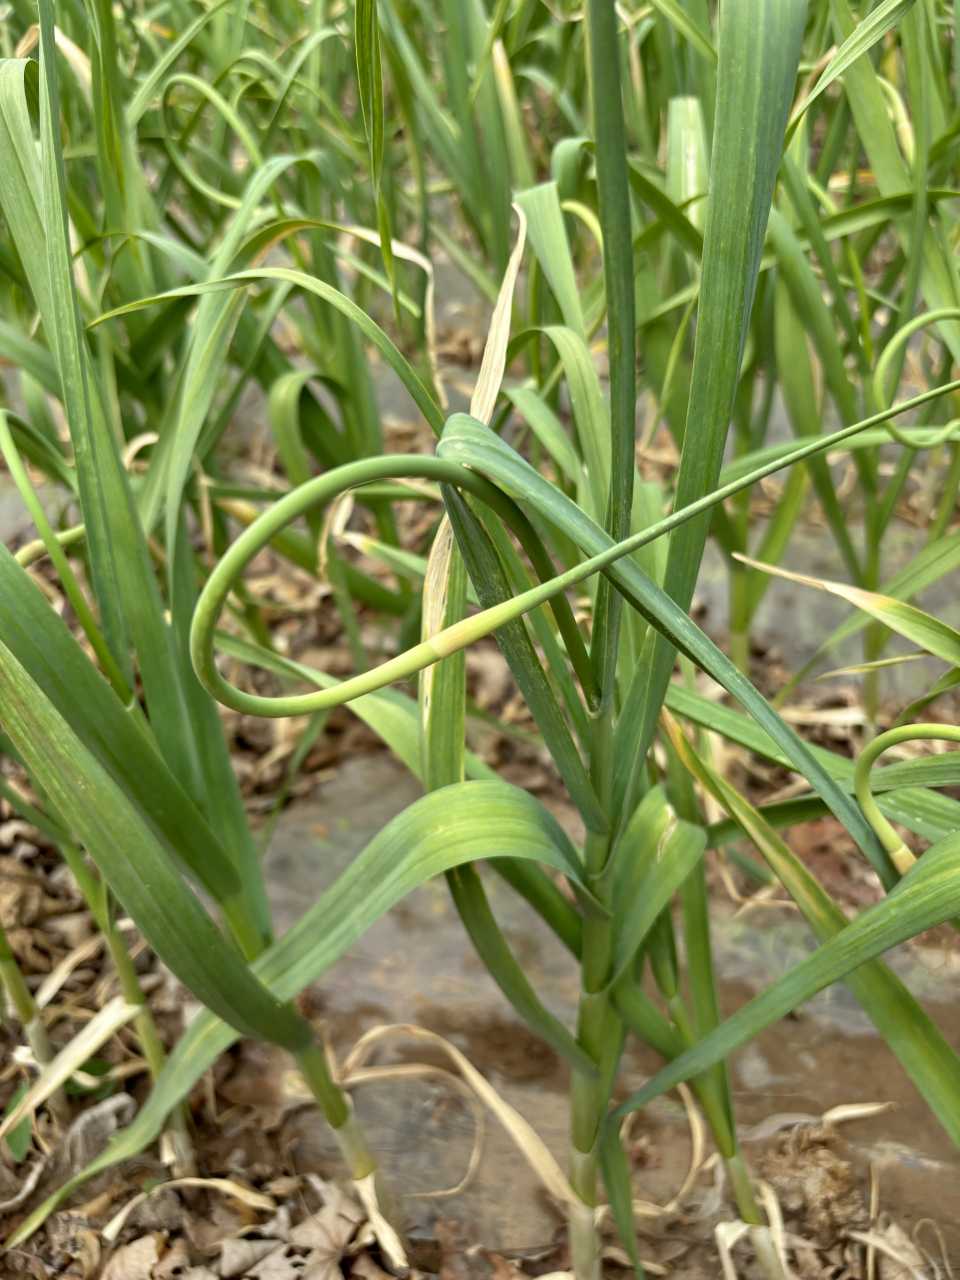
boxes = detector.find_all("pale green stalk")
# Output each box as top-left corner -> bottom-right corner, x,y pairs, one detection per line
855,725 -> 960,874
191,384 -> 960,720
0,921 -> 69,1123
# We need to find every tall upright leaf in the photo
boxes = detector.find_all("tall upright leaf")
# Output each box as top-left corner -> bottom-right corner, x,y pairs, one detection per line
586,0 -> 635,705
617,0 -> 806,816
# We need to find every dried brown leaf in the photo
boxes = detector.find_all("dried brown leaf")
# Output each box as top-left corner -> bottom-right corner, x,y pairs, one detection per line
220,1237 -> 278,1278
152,1238 -> 192,1280
101,1234 -> 160,1280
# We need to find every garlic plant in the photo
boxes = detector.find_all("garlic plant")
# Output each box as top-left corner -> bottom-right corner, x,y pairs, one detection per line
4,2 -> 960,1279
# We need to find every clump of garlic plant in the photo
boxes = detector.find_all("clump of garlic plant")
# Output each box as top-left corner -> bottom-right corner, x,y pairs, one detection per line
0,0 -> 442,1231
5,1 -> 960,1279
374,0 -> 960,704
